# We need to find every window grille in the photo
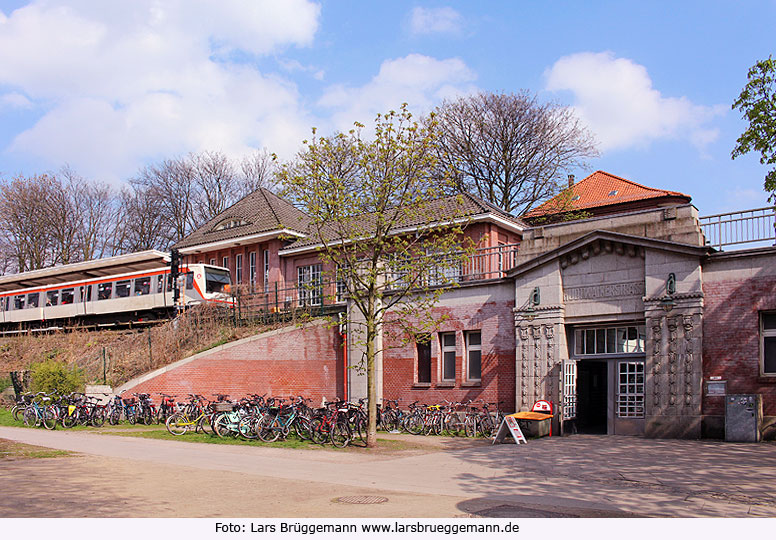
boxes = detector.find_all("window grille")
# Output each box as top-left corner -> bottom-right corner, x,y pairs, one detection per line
563,361 -> 577,420
298,264 -> 322,306
617,361 -> 645,418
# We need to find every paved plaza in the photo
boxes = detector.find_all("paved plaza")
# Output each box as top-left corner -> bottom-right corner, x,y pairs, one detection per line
1,426 -> 775,518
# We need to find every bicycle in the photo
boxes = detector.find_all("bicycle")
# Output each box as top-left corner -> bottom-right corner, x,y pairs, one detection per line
165,395 -> 212,435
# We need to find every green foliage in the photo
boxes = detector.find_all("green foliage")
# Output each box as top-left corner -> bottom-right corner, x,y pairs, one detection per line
30,359 -> 84,394
732,56 -> 776,202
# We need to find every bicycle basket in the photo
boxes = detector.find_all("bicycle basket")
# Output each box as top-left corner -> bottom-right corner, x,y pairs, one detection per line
212,402 -> 235,413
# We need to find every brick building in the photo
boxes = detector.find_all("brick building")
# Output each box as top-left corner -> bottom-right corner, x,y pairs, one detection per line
139,171 -> 776,439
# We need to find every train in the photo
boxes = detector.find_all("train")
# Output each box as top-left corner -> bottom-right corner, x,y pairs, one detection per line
0,250 -> 232,330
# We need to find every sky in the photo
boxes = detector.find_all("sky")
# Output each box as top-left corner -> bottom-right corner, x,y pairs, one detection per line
0,0 -> 774,216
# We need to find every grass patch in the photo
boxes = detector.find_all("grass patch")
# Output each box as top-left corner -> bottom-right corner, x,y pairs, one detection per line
0,438 -> 72,460
112,427 -> 319,449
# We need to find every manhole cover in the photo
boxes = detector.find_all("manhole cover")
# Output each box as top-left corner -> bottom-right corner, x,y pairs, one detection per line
473,505 -> 577,518
336,496 -> 389,505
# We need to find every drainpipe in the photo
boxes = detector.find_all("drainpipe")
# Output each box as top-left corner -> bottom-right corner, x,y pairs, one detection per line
340,329 -> 348,402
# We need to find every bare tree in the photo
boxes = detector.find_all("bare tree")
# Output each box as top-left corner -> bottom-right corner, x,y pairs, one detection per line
239,148 -> 279,196
0,174 -> 56,272
433,91 -> 599,215
130,158 -> 196,246
112,185 -> 170,252
191,150 -> 238,227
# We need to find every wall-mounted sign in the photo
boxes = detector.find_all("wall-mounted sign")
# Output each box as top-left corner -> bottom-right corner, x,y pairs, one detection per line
706,380 -> 727,396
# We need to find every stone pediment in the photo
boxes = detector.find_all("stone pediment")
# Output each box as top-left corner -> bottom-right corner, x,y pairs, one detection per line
507,230 -> 709,279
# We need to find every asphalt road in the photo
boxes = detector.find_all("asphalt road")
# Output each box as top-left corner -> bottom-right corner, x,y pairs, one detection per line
2,426 -> 776,518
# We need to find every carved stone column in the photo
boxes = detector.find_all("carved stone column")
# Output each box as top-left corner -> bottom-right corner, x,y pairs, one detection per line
514,306 -> 565,417
644,293 -> 703,438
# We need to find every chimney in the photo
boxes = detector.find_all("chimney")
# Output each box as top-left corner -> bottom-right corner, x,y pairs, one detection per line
567,174 -> 575,188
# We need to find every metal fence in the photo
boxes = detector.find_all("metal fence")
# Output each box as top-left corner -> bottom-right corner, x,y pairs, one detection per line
699,207 -> 776,250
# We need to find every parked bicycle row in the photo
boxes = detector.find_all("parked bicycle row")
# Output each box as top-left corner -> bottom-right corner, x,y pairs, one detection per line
7,390 -> 506,447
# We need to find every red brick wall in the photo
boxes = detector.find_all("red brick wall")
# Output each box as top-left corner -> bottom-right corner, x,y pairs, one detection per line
382,289 -> 516,413
703,255 -> 776,417
123,321 -> 344,403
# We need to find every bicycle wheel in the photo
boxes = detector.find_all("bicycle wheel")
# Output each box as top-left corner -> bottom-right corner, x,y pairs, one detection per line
23,407 -> 39,427
126,409 -> 136,425
382,411 -> 399,432
479,415 -> 496,437
351,417 -> 367,445
213,413 -> 230,438
12,405 -> 24,423
43,407 -> 57,430
108,408 -> 121,425
404,414 -> 424,435
293,416 -> 312,441
330,421 -> 351,448
196,414 -> 213,435
238,415 -> 259,440
91,408 -> 106,428
257,415 -> 281,442
165,412 -> 189,435
464,417 -> 477,438
310,417 -> 328,445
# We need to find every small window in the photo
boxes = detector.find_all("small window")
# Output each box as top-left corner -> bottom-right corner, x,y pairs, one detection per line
762,312 -> 776,375
156,275 -> 166,294
209,258 -> 216,266
27,292 -> 39,308
608,190 -> 619,197
222,256 -> 229,270
14,295 -> 25,310
61,288 -> 75,305
440,332 -> 456,382
46,290 -> 59,306
617,361 -> 645,418
185,272 -> 194,290
235,254 -> 243,283
98,282 -> 113,300
571,195 -> 581,201
249,252 -> 256,286
116,280 -> 131,298
417,336 -> 431,384
134,276 -> 151,296
466,331 -> 482,381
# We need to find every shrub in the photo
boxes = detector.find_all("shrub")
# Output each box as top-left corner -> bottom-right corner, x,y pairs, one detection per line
30,359 -> 84,394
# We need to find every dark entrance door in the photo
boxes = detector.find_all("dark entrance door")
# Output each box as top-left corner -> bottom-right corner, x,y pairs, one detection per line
576,360 -> 608,434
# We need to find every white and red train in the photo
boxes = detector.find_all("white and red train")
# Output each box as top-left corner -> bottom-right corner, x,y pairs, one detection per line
0,250 -> 232,330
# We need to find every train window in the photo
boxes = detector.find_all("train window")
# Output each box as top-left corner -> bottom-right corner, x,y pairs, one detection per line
205,268 -> 230,293
116,280 -> 131,298
14,295 -> 25,310
185,272 -> 194,290
27,292 -> 40,308
61,288 -> 75,304
134,277 -> 151,296
98,282 -> 113,300
46,290 -> 59,307
87,285 -> 93,302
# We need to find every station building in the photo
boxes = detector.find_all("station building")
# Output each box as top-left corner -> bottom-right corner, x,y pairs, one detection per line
159,171 -> 776,439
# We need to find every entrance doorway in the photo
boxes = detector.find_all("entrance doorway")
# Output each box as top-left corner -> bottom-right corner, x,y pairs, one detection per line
576,360 -> 608,434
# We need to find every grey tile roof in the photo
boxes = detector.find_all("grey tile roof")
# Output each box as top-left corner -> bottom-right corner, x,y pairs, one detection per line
174,188 -> 311,249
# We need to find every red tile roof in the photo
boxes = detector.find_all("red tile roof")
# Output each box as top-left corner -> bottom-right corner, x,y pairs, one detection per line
522,170 -> 691,218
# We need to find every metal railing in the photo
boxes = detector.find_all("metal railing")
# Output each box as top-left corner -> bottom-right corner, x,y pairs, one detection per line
699,207 -> 776,250
229,243 -> 520,320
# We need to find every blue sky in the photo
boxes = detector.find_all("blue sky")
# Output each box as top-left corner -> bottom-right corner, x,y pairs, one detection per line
0,1 -> 774,215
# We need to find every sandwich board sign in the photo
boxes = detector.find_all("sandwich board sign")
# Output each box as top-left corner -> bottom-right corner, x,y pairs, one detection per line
492,413 -> 527,445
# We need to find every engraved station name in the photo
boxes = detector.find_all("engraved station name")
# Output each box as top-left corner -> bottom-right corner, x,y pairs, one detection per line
563,281 -> 645,302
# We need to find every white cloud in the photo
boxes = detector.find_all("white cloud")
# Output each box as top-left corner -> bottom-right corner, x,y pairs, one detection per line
409,7 -> 464,36
0,1 -> 321,182
0,92 -> 32,109
544,51 -> 724,153
318,53 -> 477,131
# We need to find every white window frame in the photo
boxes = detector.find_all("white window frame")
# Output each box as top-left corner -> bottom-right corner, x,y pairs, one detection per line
209,258 -> 216,266
263,249 -> 270,293
616,360 -> 645,418
465,330 -> 482,382
249,251 -> 256,286
235,254 -> 243,284
222,256 -> 229,270
440,332 -> 457,382
298,264 -> 322,306
563,361 -> 577,420
761,312 -> 776,376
